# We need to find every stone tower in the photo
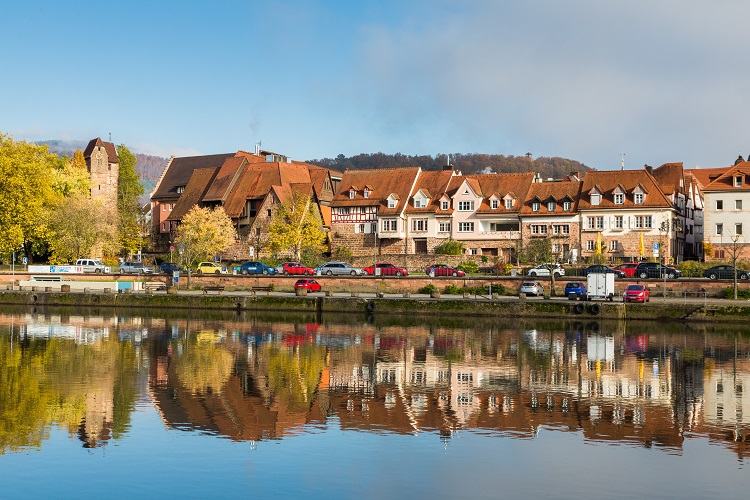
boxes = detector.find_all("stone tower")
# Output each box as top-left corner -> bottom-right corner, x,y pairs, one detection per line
83,137 -> 119,206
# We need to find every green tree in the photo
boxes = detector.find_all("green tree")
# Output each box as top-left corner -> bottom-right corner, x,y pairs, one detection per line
523,237 -> 553,264
117,144 -> 145,255
0,134 -> 60,260
47,193 -> 119,262
174,206 -> 237,284
267,191 -> 326,261
51,150 -> 90,198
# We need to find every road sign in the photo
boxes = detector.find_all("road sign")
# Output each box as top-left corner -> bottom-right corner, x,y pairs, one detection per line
170,245 -> 175,252
22,257 -> 28,265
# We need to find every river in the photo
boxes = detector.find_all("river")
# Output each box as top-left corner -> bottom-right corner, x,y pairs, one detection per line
0,305 -> 748,499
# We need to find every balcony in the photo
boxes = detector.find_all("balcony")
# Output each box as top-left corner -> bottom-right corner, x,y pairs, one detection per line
477,231 -> 521,239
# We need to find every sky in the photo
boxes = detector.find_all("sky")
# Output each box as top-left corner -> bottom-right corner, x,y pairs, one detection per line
3,0 -> 750,170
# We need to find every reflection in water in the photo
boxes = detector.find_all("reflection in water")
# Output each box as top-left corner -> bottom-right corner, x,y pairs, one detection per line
0,307 -> 749,462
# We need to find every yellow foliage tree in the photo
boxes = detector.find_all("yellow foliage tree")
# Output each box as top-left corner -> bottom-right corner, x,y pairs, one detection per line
267,191 -> 326,261
174,206 -> 237,282
47,193 -> 119,262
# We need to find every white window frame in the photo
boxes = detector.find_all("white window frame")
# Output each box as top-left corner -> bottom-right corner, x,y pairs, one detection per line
364,189 -> 370,199
735,176 -> 743,187
532,201 -> 540,212
736,223 -> 743,235
547,201 -> 555,212
586,240 -> 595,250
553,224 -> 570,235
387,198 -> 396,209
716,200 -> 723,210
441,200 -> 449,210
458,222 -> 474,232
596,216 -> 604,229
438,221 -> 451,233
412,218 -> 428,232
736,199 -> 742,210
349,189 -> 355,199
382,219 -> 397,232
614,193 -> 624,205
458,201 -> 474,211
634,193 -> 644,204
563,200 -> 571,211
615,215 -> 623,229
504,199 -> 514,210
716,223 -> 723,235
587,217 -> 596,230
590,194 -> 601,206
491,199 -> 499,210
531,224 -> 547,235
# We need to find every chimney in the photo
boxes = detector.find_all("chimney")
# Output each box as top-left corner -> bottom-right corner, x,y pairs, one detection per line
735,155 -> 744,165
644,164 -> 653,174
569,171 -> 580,180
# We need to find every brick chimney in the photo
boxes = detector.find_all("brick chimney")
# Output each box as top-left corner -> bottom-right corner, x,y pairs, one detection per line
644,164 -> 653,174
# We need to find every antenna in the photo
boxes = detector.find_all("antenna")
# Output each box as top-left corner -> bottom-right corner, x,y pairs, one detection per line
109,132 -> 112,142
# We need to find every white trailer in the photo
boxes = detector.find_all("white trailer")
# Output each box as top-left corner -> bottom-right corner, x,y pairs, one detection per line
586,273 -> 615,301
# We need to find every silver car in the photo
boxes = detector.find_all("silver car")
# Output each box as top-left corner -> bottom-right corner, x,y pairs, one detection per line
119,261 -> 154,274
527,264 -> 565,277
520,281 -> 545,296
315,261 -> 364,276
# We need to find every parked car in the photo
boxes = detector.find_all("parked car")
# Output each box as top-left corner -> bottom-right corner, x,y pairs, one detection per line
623,284 -> 650,302
119,261 -> 154,274
280,262 -> 315,275
196,262 -> 227,275
703,265 -> 750,280
425,264 -> 466,277
363,263 -> 409,276
159,262 -> 183,274
520,281 -> 545,297
315,261 -> 364,276
564,281 -> 586,299
75,258 -> 108,274
613,262 -> 639,277
294,279 -> 321,292
527,264 -> 565,277
238,261 -> 276,275
634,262 -> 681,279
583,264 -> 626,278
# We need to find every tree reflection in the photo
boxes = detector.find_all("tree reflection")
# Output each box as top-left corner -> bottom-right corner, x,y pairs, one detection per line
172,331 -> 233,395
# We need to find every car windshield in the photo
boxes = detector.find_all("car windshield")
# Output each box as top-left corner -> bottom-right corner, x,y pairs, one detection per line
627,285 -> 644,291
522,282 -> 536,287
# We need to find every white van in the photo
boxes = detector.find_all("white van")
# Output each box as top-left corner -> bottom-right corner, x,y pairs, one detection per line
75,258 -> 109,274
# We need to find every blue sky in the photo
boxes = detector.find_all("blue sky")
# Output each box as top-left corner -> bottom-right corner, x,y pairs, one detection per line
3,0 -> 750,170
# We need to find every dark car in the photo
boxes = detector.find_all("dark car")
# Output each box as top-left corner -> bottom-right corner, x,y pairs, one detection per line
564,281 -> 587,299
426,264 -> 466,277
294,279 -> 321,292
238,261 -> 276,275
583,264 -> 626,278
623,284 -> 650,303
363,263 -> 409,276
703,265 -> 750,280
159,262 -> 183,274
634,262 -> 681,279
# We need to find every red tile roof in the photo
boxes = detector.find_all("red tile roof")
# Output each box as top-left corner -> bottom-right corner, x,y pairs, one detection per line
332,168 -> 421,216
83,137 -> 118,163
152,153 -> 235,201
405,170 -> 456,214
686,167 -> 730,189
578,170 -> 671,210
167,168 -> 219,221
652,162 -> 684,196
520,180 -> 582,216
702,161 -> 750,191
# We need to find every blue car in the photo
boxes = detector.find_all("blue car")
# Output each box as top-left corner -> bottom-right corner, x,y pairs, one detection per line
564,281 -> 586,300
238,261 -> 276,275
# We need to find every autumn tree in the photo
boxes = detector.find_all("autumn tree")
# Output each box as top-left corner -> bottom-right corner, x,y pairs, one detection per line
47,193 -> 119,262
173,206 -> 237,284
0,134 -> 60,260
51,150 -> 90,198
117,144 -> 145,256
267,191 -> 326,261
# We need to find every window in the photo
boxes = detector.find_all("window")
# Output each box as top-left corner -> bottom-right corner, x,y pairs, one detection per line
547,201 -> 556,212
504,199 -> 513,209
563,201 -> 571,211
611,240 -> 619,251
633,193 -> 644,204
414,198 -> 425,208
614,193 -> 624,205
596,216 -> 604,229
737,223 -> 743,235
357,223 -> 365,233
470,248 -> 478,255
412,219 -> 428,231
364,188 -> 370,199
716,223 -> 723,235
458,201 -> 474,211
636,215 -> 653,228
458,222 -> 474,232
553,224 -> 570,235
531,224 -> 547,235
532,201 -> 540,212
169,203 -> 174,211
176,186 -> 185,194
162,222 -> 167,231
586,240 -> 595,250
716,200 -> 723,210
349,189 -> 355,199
491,199 -> 499,210
382,219 -> 397,231
736,200 -> 743,210
614,215 -> 624,229
438,221 -> 451,232
162,204 -> 166,212
591,194 -> 601,206
388,198 -> 396,209
552,243 -> 560,253
587,217 -> 595,230
441,200 -> 449,210
735,176 -> 743,187
267,209 -> 272,217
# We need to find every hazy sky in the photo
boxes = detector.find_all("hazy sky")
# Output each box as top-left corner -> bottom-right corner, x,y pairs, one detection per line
3,0 -> 749,170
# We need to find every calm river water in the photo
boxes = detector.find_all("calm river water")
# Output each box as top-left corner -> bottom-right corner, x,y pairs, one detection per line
0,305 -> 749,499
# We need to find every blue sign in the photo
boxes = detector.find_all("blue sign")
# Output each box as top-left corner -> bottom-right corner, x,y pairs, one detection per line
653,243 -> 659,250
173,271 -> 179,283
22,257 -> 27,265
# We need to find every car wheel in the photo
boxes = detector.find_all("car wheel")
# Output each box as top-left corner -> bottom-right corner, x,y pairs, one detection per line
215,270 -> 221,275
396,271 -> 403,276
197,270 -> 202,275
351,270 -> 356,276
667,272 -> 676,279
452,271 -> 457,277
241,269 -> 248,275
262,270 -> 268,275
95,269 -> 102,274
530,271 -> 537,277
284,270 -> 289,275
554,272 -> 561,277
709,273 -> 717,280
639,272 -> 648,279
305,270 -> 311,275
327,270 -> 333,276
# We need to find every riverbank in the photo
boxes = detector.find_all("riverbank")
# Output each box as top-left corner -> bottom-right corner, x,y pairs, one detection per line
2,289 -> 749,323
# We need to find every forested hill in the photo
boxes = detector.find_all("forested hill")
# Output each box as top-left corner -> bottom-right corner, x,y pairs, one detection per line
307,153 -> 593,178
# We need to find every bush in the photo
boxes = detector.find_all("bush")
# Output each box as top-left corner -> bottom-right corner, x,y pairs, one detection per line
443,284 -> 462,294
677,260 -> 708,278
722,287 -> 750,299
434,239 -> 465,255
457,261 -> 479,274
418,284 -> 438,294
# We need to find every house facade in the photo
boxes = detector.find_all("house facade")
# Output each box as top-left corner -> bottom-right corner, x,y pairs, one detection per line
83,137 -> 119,206
699,161 -> 750,260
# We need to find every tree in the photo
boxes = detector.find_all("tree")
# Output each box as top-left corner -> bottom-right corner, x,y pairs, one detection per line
174,206 -> 237,284
47,193 -> 119,262
523,237 -> 552,264
0,134 -> 60,260
51,150 -> 90,198
727,232 -> 746,300
117,144 -> 145,256
267,191 -> 326,261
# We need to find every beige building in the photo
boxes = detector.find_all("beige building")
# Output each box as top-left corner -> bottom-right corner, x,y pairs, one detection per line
83,137 -> 119,206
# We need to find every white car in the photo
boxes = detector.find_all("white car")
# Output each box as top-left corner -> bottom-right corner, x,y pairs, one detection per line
520,281 -> 545,296
527,264 -> 565,277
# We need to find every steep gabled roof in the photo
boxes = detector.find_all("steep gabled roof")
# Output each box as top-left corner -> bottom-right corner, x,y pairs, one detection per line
203,156 -> 246,202
703,161 -> 750,191
578,170 -> 671,210
652,162 -> 685,196
686,167 -> 730,189
167,168 -> 219,221
83,137 -> 118,163
152,153 -> 235,201
331,167 -> 420,216
405,170 -> 455,214
470,172 -> 535,214
520,180 -> 582,216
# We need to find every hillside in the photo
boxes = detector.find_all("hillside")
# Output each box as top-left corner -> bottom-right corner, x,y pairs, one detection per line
307,153 -> 592,178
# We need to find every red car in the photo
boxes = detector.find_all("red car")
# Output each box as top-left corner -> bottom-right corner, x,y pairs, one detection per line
623,284 -> 650,303
281,262 -> 314,275
425,264 -> 465,277
294,279 -> 321,292
614,263 -> 638,277
363,263 -> 409,276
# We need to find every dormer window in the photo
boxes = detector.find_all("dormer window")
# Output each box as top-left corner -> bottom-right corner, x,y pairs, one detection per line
491,200 -> 498,210
364,188 -> 370,199
563,201 -> 571,211
735,175 -> 743,187
441,200 -> 449,210
547,201 -> 555,212
634,193 -> 644,204
614,193 -> 624,205
504,199 -> 513,209
532,201 -> 540,212
388,198 -> 396,209
414,198 -> 426,208
590,194 -> 601,206
349,189 -> 355,199
176,186 -> 185,194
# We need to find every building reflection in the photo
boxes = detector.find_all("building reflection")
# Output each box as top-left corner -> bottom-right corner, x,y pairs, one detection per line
0,310 -> 747,459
